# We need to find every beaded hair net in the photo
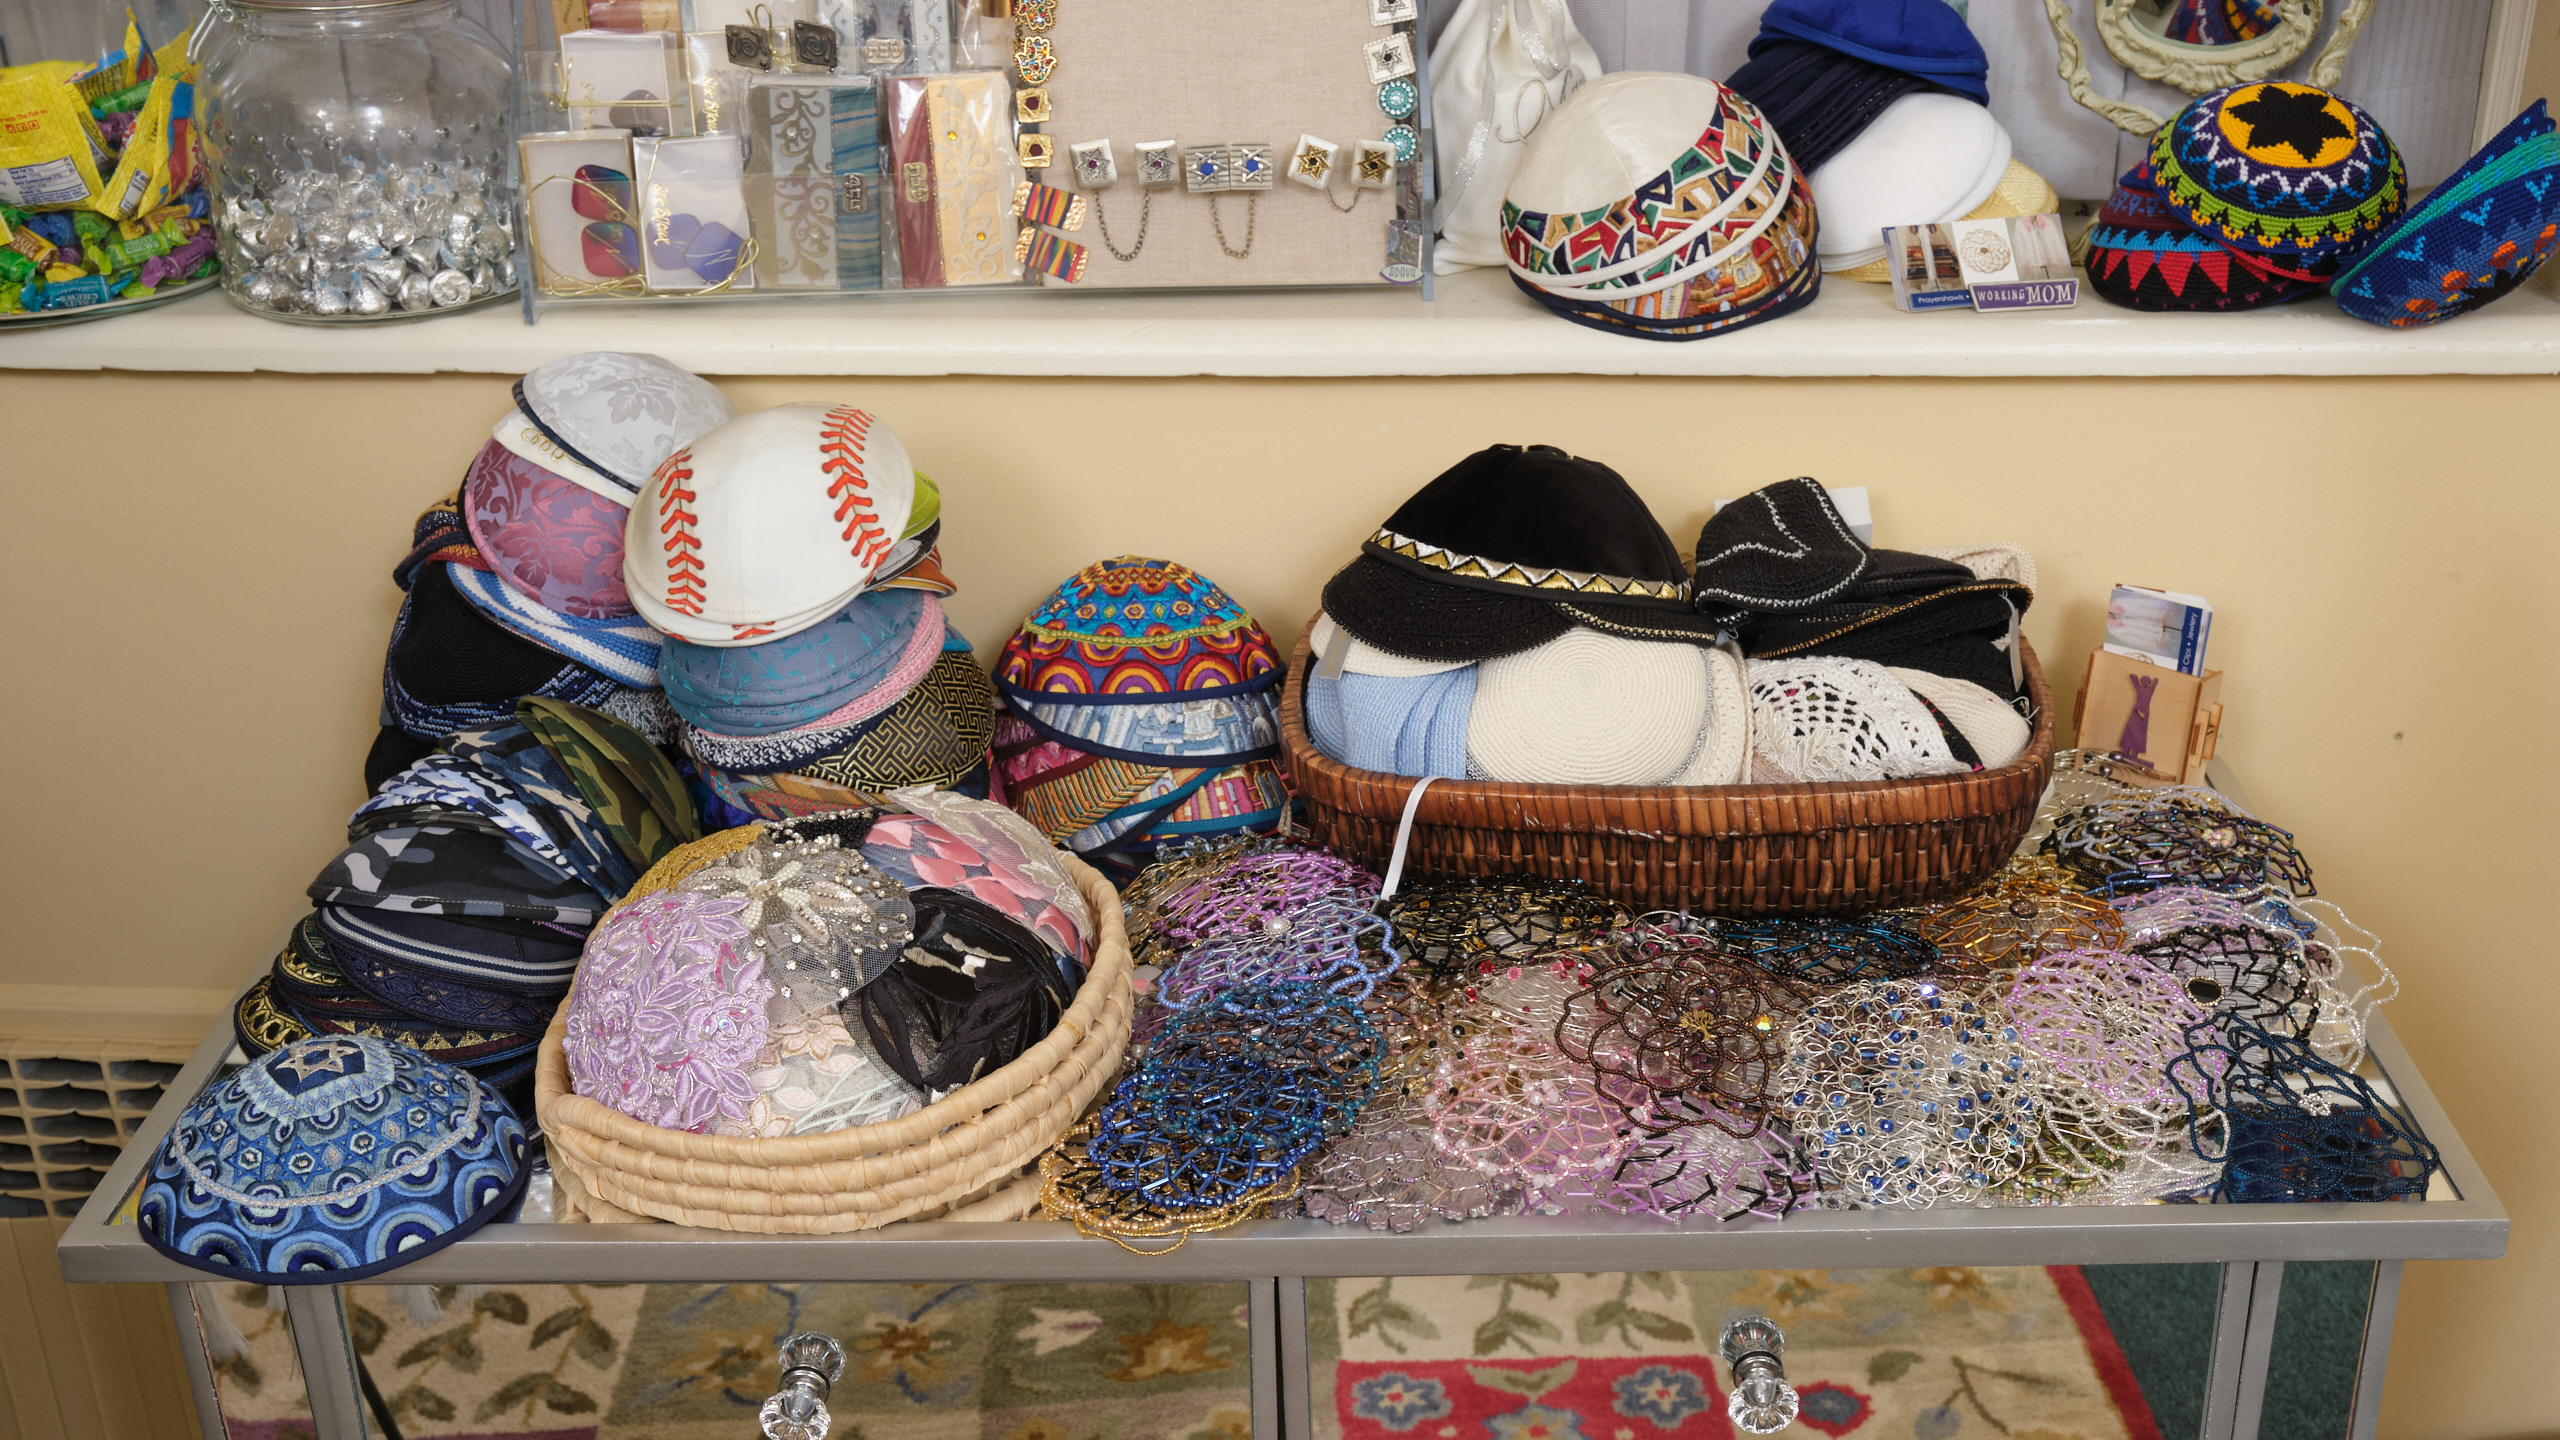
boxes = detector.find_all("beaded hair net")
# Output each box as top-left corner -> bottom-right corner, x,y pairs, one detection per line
2167,1016 -> 2441,1203
1379,874 -> 1631,979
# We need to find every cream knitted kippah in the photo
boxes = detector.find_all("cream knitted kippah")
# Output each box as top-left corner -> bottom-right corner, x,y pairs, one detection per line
1669,645 -> 1751,786
1914,542 -> 2039,595
1746,657 -> 1967,784
1308,613 -> 1474,677
1468,629 -> 1710,786
1891,667 -> 2031,769
1831,159 -> 2061,282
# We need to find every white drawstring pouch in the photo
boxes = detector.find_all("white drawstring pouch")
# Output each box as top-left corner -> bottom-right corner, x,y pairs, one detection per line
1430,0 -> 1602,273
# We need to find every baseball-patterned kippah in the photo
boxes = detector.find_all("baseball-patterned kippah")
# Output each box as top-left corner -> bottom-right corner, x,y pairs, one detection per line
623,403 -> 921,648
2150,81 -> 2403,279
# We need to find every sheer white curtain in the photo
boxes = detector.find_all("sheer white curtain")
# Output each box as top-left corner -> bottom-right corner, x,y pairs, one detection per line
1434,0 -> 2493,193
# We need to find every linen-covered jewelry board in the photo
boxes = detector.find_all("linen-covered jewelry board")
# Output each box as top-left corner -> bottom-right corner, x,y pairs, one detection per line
1027,0 -> 1421,288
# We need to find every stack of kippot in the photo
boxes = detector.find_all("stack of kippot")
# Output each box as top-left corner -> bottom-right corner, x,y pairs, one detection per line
246,698 -> 698,1116
370,351 -> 736,789
561,797 -> 1093,1138
992,557 -> 1290,882
1303,456 -> 2036,790
1502,74 -> 1819,342
2091,82 -> 2405,312
1718,0 -> 2053,280
622,403 -> 993,822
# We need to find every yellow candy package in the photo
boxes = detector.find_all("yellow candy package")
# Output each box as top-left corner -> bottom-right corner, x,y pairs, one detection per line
95,74 -> 196,218
0,66 -> 107,211
69,18 -> 147,107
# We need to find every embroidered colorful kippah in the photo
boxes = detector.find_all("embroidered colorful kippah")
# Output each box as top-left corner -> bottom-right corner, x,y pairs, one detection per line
2149,81 -> 2404,275
1501,91 -> 1783,292
997,557 -> 1280,699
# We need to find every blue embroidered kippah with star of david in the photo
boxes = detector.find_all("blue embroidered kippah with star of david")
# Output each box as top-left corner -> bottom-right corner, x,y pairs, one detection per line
137,1034 -> 528,1283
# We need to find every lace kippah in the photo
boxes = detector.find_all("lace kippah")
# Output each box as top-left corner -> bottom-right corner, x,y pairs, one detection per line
1745,657 -> 1969,783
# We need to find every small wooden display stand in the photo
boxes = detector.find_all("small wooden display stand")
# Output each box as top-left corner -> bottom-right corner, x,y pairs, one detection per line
2074,649 -> 2223,786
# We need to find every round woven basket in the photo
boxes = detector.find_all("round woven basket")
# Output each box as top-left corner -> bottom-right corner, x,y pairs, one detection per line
536,834 -> 1133,1231
1280,622 -> 2054,914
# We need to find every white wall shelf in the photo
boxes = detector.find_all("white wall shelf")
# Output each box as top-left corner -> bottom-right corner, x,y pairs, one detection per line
7,266 -> 2558,379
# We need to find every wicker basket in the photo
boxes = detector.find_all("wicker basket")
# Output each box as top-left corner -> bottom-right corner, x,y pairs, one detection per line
1279,622 -> 2055,914
536,840 -> 1132,1232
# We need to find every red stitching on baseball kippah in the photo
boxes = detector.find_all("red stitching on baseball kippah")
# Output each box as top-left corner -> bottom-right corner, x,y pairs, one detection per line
818,406 -> 894,573
655,452 -> 707,615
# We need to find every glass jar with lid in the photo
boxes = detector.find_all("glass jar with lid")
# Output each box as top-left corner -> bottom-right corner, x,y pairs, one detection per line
195,0 -> 518,320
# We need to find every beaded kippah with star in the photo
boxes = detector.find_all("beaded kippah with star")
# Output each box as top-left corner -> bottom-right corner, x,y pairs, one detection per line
2166,1016 -> 2441,1203
1554,949 -> 1810,1137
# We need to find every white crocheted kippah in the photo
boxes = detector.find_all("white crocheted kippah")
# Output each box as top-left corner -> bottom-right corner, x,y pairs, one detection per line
1309,613 -> 1474,677
1669,644 -> 1750,786
1914,542 -> 2038,596
1890,667 -> 2030,770
1468,628 -> 1710,786
1746,657 -> 1967,784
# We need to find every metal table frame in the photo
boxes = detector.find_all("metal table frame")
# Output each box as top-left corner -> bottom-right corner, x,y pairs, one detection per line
59,762 -> 2508,1440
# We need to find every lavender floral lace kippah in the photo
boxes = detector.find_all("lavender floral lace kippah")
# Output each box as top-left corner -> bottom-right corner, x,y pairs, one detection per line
563,891 -> 772,1132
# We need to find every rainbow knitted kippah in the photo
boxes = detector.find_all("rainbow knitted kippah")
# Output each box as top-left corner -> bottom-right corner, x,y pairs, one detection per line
2150,81 -> 2403,275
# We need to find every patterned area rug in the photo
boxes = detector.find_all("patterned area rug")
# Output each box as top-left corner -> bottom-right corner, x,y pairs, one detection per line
206,1279 -> 1258,1440
202,1268 -> 2155,1440
1308,1269 -> 2159,1440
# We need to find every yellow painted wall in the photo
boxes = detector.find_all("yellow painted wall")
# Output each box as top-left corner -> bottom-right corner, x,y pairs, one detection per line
1,368 -> 2554,1436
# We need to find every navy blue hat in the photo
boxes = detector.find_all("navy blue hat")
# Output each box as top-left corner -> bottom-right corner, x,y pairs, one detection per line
137,1035 -> 528,1283
1727,38 -> 1942,173
1747,0 -> 1989,105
